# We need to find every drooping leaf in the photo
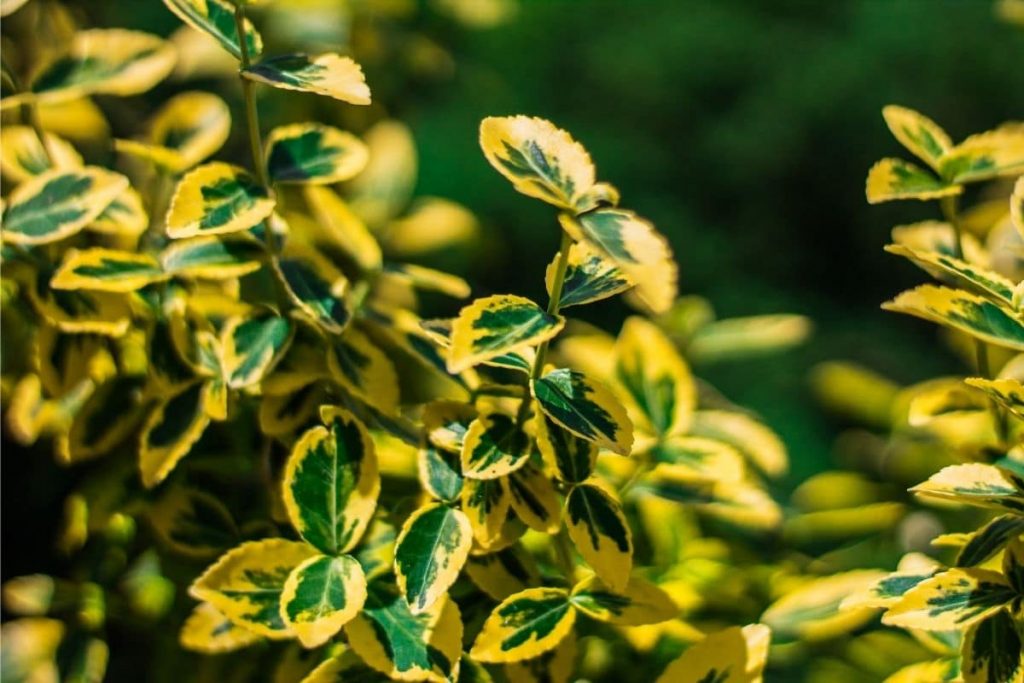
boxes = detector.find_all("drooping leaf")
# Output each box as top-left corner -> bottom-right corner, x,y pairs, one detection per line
161,0 -> 262,60
507,460 -> 561,533
564,483 -> 632,591
21,29 -> 175,105
160,235 -> 265,280
547,241 -> 633,309
561,209 -> 677,314
964,377 -> 1024,421
882,105 -> 953,171
885,244 -> 1016,306
866,158 -> 961,203
244,54 -> 371,105
535,413 -> 597,484
2,167 -> 128,245
283,407 -> 380,556
179,602 -> 262,654
266,123 -> 368,184
960,609 -> 1024,683
0,126 -> 82,183
138,381 -> 213,488
470,587 -> 575,663
570,575 -> 677,626
614,316 -> 695,441
165,162 -> 275,239
883,568 -> 1016,631
911,464 -> 1024,513
280,554 -> 367,648
394,503 -> 473,614
531,368 -> 633,456
51,248 -> 165,292
654,624 -> 771,683
447,294 -> 564,374
189,539 -> 317,639
461,412 -> 529,480
345,581 -> 463,682
219,314 -> 293,389
461,477 -> 510,549
418,447 -> 464,502
688,410 -> 789,479
115,91 -> 230,172
328,327 -> 399,414
479,116 -> 595,211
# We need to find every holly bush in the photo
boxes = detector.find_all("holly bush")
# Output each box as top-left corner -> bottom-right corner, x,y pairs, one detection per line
1,1 -> 1022,683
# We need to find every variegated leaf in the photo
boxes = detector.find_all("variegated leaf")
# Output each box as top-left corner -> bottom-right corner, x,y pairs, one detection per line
0,126 -> 82,184
280,554 -> 367,648
546,241 -> 632,308
761,570 -> 887,641
964,377 -> 1024,420
655,624 -> 771,683
448,294 -> 564,374
328,327 -> 399,414
394,503 -> 472,614
283,407 -> 380,556
561,209 -> 677,314
165,162 -> 275,239
277,245 -> 351,335
479,116 -> 595,211
885,244 -> 1016,306
266,123 -> 368,184
2,167 -> 128,245
564,482 -> 632,591
957,515 -> 1024,567
465,545 -> 541,601
461,412 -> 529,480
961,609 -> 1024,683
461,477 -> 510,549
138,381 -> 213,488
88,188 -> 148,237
939,124 -> 1024,184
179,602 -> 262,654
219,314 -> 294,389
244,54 -> 371,105
535,413 -> 597,484
1012,175 -> 1024,239
883,568 -> 1016,631
866,158 -> 961,203
161,0 -> 262,60
507,460 -> 561,533
303,185 -> 383,272
531,368 -> 633,455
570,575 -> 677,626
688,411 -> 789,479
345,581 -> 463,682
51,248 -> 165,292
911,464 -> 1024,513
470,587 -> 575,663
160,236 -> 265,280
882,105 -> 953,171
148,486 -> 238,559
418,447 -> 463,503
189,539 -> 316,639
423,400 -> 476,454
115,91 -> 230,172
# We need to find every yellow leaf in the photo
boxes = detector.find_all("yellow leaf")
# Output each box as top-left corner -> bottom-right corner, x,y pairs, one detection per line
866,158 -> 961,203
655,624 -> 771,683
51,248 -> 166,292
882,105 -> 952,171
179,602 -> 262,654
115,91 -> 230,172
882,568 -> 1015,631
0,126 -> 82,184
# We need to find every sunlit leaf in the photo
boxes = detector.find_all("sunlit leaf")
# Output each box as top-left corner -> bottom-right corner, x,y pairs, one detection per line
280,554 -> 367,648
964,377 -> 1024,421
570,574 -> 677,626
885,244 -> 1015,306
266,123 -> 368,184
448,294 -> 564,374
1012,175 -> 1024,239
470,587 -> 575,663
762,570 -> 887,642
911,464 -> 1024,513
507,460 -> 561,533
160,235 -> 265,280
956,514 -> 1024,568
882,105 -> 953,171
532,368 -> 633,455
244,54 -> 371,105
546,241 -> 633,309
961,609 -> 1023,683
277,244 -> 351,335
479,116 -> 595,211
564,482 -> 632,591
115,91 -> 230,172
535,413 -> 597,484
2,167 -> 128,245
0,126 -> 82,184
51,248 -> 165,292
939,124 -> 1024,184
179,602 -> 262,654
461,477 -> 510,549
166,162 -> 274,239
866,158 -> 961,203
189,539 -> 316,639
88,187 -> 148,237
219,314 -> 293,389
654,624 -> 771,683
328,327 -> 399,414
394,503 -> 472,614
465,544 -> 541,601
688,411 -> 789,478
882,568 -> 1016,631
303,185 -> 383,272
283,407 -> 380,555
161,0 -> 262,60
461,412 -> 529,480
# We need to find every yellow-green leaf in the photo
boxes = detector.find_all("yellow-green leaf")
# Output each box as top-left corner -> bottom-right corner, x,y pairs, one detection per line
51,248 -> 165,292
1012,175 -> 1024,239
688,410 -> 789,478
280,554 -> 367,648
911,463 -> 1024,513
570,575 -> 677,626
461,477 -> 510,549
564,482 -> 632,591
470,587 -> 575,663
266,123 -> 368,184
115,91 -> 230,172
614,316 -> 694,441
535,413 -> 597,484
448,294 -> 564,374
88,188 -> 148,237
546,241 -> 632,309
961,609 -> 1024,683
965,377 -> 1024,420
179,602 -> 262,654
165,162 -> 275,239
0,126 -> 82,184
465,545 -> 541,601
2,167 -> 128,245
507,460 -> 561,533
303,186 -> 383,272
283,407 -> 380,555
761,570 -> 887,642
686,313 -> 812,363
882,105 -> 953,171
328,327 -> 399,414
866,158 -> 961,203
189,539 -> 317,639
531,368 -> 633,455
161,0 -> 262,60
276,244 -> 351,335
654,624 -> 771,683
394,503 -> 472,614
650,436 -> 746,483
160,235 -> 265,280
882,569 -> 1016,631
24,29 -> 175,104
561,209 -> 677,314
939,124 -> 1024,184
138,381 -> 213,488
461,412 -> 529,480
885,244 -> 1016,306
244,54 -> 371,105
219,314 -> 293,389
345,581 -> 463,682
479,116 -> 595,211
384,263 -> 472,299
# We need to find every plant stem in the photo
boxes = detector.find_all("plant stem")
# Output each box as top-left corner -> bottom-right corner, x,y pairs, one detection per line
939,195 -> 964,260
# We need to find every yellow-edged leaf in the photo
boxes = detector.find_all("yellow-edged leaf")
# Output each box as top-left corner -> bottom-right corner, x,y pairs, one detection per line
219,314 -> 294,389
461,477 -> 510,549
866,158 -> 961,203
470,587 -> 575,663
165,162 -> 275,239
882,568 -> 1016,631
882,105 -> 953,171
911,463 -> 1024,513
394,503 -> 472,614
531,368 -> 633,456
570,574 -> 677,626
564,482 -> 632,591
761,570 -> 887,642
179,602 -> 262,653
507,460 -> 561,533
266,123 -> 368,184
688,411 -> 789,478
138,381 -> 213,488
461,412 -> 529,480
160,235 -> 265,280
302,185 -> 383,272
1012,175 -> 1024,239
115,91 -> 230,172
965,377 -> 1024,420
961,609 -> 1024,683
244,54 -> 371,105
0,126 -> 82,183
655,624 -> 771,683
939,123 -> 1024,184
448,294 -> 564,374
51,248 -> 165,292
280,554 -> 367,648
161,0 -> 262,60
885,244 -> 1016,306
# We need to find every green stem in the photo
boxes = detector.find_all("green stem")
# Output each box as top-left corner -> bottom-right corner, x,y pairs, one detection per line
939,195 -> 964,260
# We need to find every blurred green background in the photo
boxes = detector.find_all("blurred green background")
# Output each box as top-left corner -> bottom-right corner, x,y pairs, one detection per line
34,0 -> 1024,486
